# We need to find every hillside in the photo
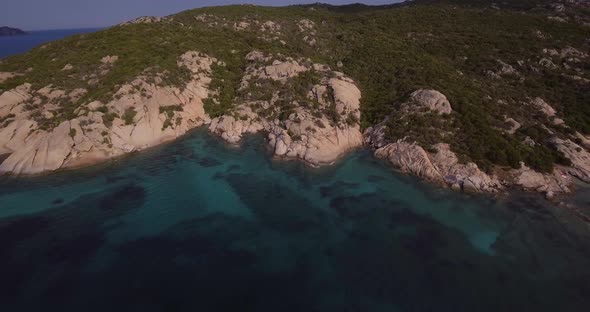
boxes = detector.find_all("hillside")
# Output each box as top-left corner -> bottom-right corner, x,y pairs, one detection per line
0,0 -> 589,197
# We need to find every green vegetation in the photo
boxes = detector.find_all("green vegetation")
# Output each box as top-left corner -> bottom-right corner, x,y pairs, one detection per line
123,108 -> 137,125
159,105 -> 184,130
0,0 -> 587,172
102,112 -> 118,128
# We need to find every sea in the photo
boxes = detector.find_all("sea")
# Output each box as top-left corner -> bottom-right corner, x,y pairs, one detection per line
0,28 -> 100,59
1,30 -> 590,312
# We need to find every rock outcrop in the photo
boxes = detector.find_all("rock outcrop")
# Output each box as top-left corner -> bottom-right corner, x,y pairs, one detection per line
366,123 -> 502,192
512,163 -> 572,197
119,16 -> 163,26
0,51 -> 215,174
0,72 -> 17,83
363,88 -> 590,196
430,143 -> 502,192
551,137 -> 590,183
365,89 -> 586,194
373,141 -> 442,181
504,117 -> 521,134
405,89 -> 453,115
532,97 -> 557,117
0,49 -> 365,174
365,94 -> 500,193
209,51 -> 363,166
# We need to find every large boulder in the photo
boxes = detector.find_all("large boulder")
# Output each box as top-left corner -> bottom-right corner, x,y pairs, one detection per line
512,163 -> 572,195
262,60 -> 308,81
551,138 -> 590,183
0,72 -> 17,83
211,52 -> 363,166
374,141 -> 443,181
0,121 -> 74,174
430,143 -> 501,192
209,105 -> 266,144
407,89 -> 452,114
532,97 -> 556,117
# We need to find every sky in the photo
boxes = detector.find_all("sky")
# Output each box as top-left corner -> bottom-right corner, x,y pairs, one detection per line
1,0 -> 399,30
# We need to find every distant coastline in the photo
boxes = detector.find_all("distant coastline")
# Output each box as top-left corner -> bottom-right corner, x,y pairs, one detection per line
0,26 -> 27,36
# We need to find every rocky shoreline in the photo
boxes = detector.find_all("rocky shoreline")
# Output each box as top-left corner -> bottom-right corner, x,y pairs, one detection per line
1,49 -> 589,200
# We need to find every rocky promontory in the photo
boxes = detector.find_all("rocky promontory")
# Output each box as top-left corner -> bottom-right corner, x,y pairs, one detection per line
365,89 -> 587,198
208,51 -> 363,166
0,50 -> 362,173
0,52 -> 214,174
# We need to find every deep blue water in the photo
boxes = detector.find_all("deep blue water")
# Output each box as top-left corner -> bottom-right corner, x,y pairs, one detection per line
1,129 -> 590,311
0,28 -> 100,58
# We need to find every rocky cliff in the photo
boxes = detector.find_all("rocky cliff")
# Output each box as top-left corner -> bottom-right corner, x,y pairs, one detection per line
0,51 -> 213,174
0,50 -> 363,173
365,88 -> 586,198
208,51 -> 363,166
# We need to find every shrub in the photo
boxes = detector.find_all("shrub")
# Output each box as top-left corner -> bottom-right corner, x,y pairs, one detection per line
102,112 -> 118,128
123,108 -> 137,125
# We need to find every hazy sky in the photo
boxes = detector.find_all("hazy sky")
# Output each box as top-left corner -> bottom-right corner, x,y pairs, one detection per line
2,0 -> 398,30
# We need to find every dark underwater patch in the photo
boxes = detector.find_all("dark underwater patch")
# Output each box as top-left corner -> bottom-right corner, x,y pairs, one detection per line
197,156 -> 222,167
104,175 -> 127,184
212,172 -> 226,180
367,174 -> 386,183
0,215 -> 50,254
318,180 -> 359,198
46,233 -> 105,265
226,164 -> 241,172
173,141 -> 199,160
52,198 -> 65,205
137,151 -> 178,176
99,184 -> 146,211
224,173 -> 325,233
329,192 -> 401,220
399,226 -> 444,259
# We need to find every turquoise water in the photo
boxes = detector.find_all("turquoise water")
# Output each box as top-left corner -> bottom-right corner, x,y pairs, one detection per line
1,129 -> 590,311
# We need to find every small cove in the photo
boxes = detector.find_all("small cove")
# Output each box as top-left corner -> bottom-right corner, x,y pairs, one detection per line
1,129 -> 589,311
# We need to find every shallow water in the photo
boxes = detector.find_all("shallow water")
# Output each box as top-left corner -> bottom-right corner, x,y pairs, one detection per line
0,129 -> 589,312
0,28 -> 100,58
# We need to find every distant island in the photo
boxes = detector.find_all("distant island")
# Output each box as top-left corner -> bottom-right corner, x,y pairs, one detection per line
0,26 -> 26,36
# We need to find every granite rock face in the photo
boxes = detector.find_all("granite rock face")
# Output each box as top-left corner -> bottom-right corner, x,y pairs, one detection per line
532,97 -> 557,117
363,86 -> 589,197
364,95 -> 500,193
0,72 -> 17,83
406,89 -> 453,115
512,163 -> 571,196
366,128 -> 502,193
0,51 -> 215,174
0,50 -> 363,173
119,16 -> 163,26
551,137 -> 590,183
209,51 -> 363,166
